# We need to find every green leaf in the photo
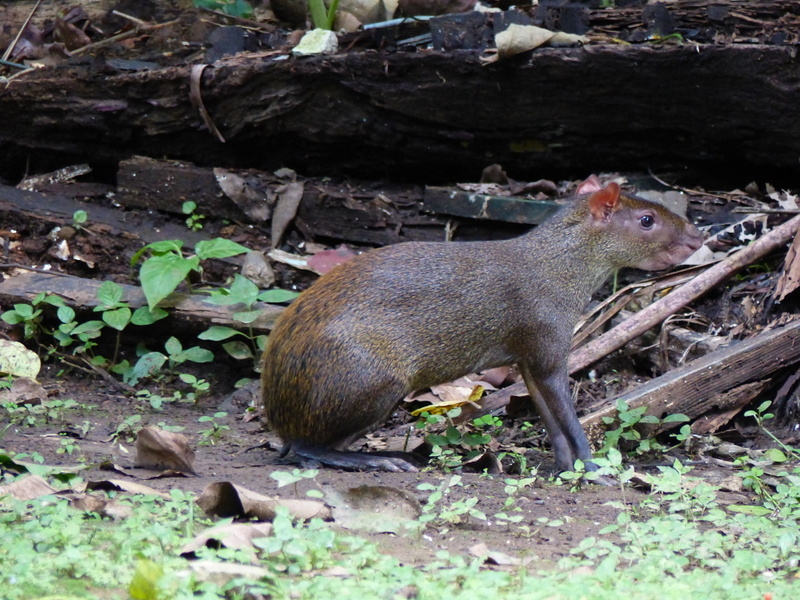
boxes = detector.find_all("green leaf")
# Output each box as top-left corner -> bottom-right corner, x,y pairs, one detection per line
71,320 -> 105,337
258,289 -> 300,304
131,306 -> 169,326
130,240 -> 184,267
96,280 -> 124,308
194,238 -> 250,260
182,201 -> 197,214
662,413 -> 690,423
172,346 -> 214,364
139,254 -> 199,310
126,352 -> 167,385
73,209 -> 88,224
165,336 -> 183,356
102,307 -> 132,331
222,340 -> 254,360
233,309 -> 262,324
199,326 -> 242,341
57,305 -> 76,324
129,559 -> 164,600
764,448 -> 788,463
1,310 -> 24,325
13,304 -> 34,319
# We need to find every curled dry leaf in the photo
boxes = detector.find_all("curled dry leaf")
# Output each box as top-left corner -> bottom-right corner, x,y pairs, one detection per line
180,523 -> 274,560
214,168 -> 274,221
271,181 -> 305,249
134,426 -> 196,474
196,481 -> 331,521
775,228 -> 800,301
0,474 -> 56,501
0,376 -> 46,404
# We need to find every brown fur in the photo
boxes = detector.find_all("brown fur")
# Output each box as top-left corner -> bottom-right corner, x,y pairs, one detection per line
260,180 -> 703,471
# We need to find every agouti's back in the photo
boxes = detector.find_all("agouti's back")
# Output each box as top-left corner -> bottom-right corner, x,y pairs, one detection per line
260,177 -> 703,472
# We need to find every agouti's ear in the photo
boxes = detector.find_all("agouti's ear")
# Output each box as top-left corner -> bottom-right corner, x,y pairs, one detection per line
576,174 -> 603,195
588,182 -> 621,221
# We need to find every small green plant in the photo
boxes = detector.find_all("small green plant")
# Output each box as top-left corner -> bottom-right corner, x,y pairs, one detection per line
598,398 -> 689,457
55,435 -> 80,457
111,414 -> 143,442
193,0 -> 253,18
199,276 -> 298,366
72,209 -> 88,227
308,0 -> 339,30
418,475 -> 487,529
1,293 -> 65,341
131,238 -> 250,310
2,398 -> 80,428
181,201 -> 205,232
115,336 -> 214,386
415,407 -> 502,470
270,468 -> 321,498
197,411 -> 230,445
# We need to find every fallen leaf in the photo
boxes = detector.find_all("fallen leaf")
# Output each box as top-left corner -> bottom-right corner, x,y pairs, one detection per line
196,481 -> 331,521
271,181 -> 305,248
775,227 -> 800,301
135,426 -> 195,474
0,342 -> 42,380
0,474 -> 56,501
326,485 -> 421,533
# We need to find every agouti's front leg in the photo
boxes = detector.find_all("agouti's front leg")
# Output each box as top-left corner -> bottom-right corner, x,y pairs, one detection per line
519,363 -> 594,472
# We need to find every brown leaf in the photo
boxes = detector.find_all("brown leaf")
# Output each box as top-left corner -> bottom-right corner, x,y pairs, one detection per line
54,17 -> 91,51
775,227 -> 800,301
134,426 -> 195,474
271,181 -> 304,249
196,481 -> 331,521
0,474 -> 56,501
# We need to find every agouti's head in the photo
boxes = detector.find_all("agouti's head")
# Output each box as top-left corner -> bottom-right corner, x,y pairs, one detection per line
581,179 -> 704,271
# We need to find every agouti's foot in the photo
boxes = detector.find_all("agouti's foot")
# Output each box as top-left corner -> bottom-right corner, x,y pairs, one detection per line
290,442 -> 420,472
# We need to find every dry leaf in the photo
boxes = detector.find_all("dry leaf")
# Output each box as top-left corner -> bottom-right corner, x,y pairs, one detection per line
325,485 -> 421,533
135,426 -> 195,474
775,228 -> 800,301
196,481 -> 331,521
271,181 -> 304,249
0,474 -> 56,501
180,523 -> 274,560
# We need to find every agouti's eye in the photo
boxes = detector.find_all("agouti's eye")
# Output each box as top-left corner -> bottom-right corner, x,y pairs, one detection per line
639,214 -> 655,229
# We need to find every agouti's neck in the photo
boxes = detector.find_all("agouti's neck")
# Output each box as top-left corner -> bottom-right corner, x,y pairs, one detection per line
510,212 -> 620,308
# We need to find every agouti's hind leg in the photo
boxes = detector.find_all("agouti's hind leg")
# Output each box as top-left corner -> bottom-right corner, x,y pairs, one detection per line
290,442 -> 420,472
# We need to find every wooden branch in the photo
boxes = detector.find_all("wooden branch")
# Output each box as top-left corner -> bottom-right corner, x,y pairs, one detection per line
579,319 -> 800,430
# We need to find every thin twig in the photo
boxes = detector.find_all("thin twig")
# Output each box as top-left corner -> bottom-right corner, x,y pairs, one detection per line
2,0 -> 42,62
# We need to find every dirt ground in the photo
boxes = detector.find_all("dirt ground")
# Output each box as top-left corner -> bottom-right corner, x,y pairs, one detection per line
2,361 -> 754,569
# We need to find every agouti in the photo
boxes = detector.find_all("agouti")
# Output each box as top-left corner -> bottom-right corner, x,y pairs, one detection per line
260,176 -> 703,472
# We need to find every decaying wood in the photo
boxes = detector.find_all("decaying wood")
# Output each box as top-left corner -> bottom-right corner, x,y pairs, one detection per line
579,319 -> 800,431
3,43 -> 800,181
0,183 -> 213,250
690,380 -> 773,435
0,271 -> 283,332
